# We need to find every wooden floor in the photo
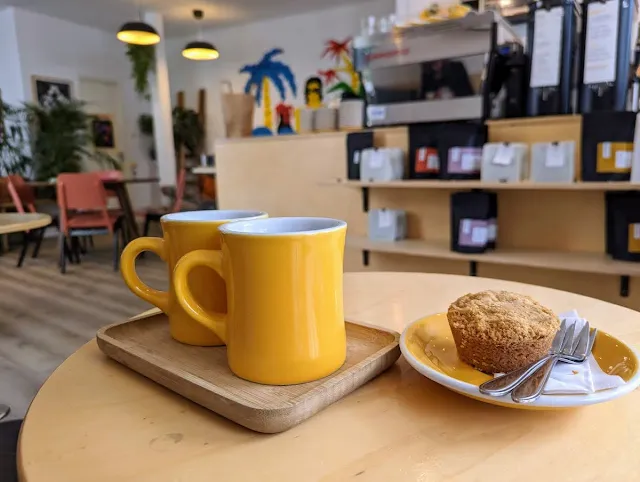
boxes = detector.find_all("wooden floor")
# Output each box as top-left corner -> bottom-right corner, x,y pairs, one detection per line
0,238 -> 167,419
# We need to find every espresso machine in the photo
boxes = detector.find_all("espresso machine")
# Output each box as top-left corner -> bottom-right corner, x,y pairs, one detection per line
354,11 -> 526,126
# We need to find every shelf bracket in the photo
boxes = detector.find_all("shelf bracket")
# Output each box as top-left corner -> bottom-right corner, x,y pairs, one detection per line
469,261 -> 477,277
361,187 -> 369,212
362,250 -> 370,267
620,275 -> 630,297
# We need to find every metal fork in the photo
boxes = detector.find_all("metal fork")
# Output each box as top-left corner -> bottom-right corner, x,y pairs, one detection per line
480,320 -> 569,396
479,320 -> 594,397
511,321 -> 592,403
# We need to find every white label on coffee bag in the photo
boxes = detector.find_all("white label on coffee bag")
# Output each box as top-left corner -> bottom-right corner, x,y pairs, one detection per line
545,144 -> 565,167
471,226 -> 488,245
461,152 -> 479,171
488,221 -> 497,242
492,144 -> 514,166
462,219 -> 472,235
370,150 -> 383,169
427,153 -> 439,170
367,105 -> 387,121
615,150 -> 632,169
450,147 -> 461,163
378,210 -> 392,228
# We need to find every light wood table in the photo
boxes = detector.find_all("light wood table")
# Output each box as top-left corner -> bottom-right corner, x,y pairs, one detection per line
18,273 -> 640,481
0,212 -> 52,421
0,213 -> 51,235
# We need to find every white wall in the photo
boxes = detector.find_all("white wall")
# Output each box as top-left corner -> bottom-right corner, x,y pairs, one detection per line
166,0 -> 395,152
0,8 -> 156,207
0,8 -> 25,105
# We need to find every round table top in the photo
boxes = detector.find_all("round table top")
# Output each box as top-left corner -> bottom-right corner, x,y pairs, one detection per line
0,213 -> 51,235
18,273 -> 640,481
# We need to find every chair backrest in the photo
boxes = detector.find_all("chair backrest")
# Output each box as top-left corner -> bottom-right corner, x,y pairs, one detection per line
57,172 -> 111,235
97,170 -> 124,182
6,175 -> 37,213
171,168 -> 186,213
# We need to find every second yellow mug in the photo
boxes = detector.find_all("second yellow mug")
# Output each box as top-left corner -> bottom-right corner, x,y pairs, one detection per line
174,217 -> 347,385
120,210 -> 267,346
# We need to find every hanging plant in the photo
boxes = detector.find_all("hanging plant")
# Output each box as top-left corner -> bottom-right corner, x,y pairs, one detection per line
126,44 -> 155,99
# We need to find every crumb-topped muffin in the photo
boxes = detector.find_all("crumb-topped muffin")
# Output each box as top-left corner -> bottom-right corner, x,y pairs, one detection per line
447,290 -> 560,374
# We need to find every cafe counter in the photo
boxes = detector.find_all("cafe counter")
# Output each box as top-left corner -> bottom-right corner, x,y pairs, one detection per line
214,123 -> 640,311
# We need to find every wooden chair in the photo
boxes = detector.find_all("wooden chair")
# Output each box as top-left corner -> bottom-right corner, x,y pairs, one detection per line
6,175 -> 53,267
137,168 -> 187,236
57,173 -> 124,273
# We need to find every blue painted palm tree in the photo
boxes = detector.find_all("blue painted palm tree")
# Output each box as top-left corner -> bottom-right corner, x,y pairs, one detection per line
240,48 -> 297,135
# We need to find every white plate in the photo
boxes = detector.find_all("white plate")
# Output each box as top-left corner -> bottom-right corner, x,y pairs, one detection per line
400,313 -> 640,409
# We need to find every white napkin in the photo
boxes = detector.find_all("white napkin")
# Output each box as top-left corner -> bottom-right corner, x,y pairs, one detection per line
542,310 -> 625,395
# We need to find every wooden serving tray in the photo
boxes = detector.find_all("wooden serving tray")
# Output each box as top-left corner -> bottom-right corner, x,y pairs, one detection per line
96,313 -> 400,433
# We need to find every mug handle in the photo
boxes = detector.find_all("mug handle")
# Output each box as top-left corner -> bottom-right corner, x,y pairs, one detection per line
120,237 -> 169,313
174,249 -> 228,344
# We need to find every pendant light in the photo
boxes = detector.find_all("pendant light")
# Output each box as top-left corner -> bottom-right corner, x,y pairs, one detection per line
117,8 -> 160,45
182,10 -> 219,61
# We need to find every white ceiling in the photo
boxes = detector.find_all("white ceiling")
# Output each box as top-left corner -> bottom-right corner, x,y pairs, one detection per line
0,0 -> 373,37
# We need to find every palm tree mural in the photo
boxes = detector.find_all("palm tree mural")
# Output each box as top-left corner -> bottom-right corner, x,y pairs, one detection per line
322,38 -> 359,93
240,48 -> 297,135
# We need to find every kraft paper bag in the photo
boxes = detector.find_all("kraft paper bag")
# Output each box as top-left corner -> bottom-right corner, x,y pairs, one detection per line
220,81 -> 254,138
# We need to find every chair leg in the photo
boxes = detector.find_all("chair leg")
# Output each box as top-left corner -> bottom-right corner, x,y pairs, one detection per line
32,227 -> 46,259
143,215 -> 151,237
79,237 -> 88,255
58,234 -> 67,274
16,232 -> 29,268
113,230 -> 120,271
71,238 -> 81,264
64,238 -> 74,264
88,236 -> 94,248
140,216 -> 154,259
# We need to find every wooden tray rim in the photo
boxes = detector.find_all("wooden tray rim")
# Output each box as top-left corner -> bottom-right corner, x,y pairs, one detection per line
96,312 -> 401,410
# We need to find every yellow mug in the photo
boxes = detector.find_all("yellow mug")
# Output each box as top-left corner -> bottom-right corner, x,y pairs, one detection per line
120,210 -> 268,346
174,217 -> 347,385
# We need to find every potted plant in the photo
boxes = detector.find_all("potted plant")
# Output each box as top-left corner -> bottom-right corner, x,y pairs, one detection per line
138,106 -> 205,159
319,39 -> 366,130
24,99 -> 120,180
0,100 -> 31,176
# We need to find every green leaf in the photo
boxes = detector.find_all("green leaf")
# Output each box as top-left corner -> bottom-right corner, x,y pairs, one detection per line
327,81 -> 354,95
126,44 -> 155,99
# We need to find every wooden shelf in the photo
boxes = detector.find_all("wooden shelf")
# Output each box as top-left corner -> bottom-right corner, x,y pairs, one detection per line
329,179 -> 640,191
348,236 -> 640,277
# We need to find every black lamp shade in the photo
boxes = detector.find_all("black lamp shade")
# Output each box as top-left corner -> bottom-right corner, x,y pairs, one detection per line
117,21 -> 160,45
182,40 -> 219,61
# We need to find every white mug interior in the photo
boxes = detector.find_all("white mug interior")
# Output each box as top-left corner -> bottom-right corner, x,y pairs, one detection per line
220,217 -> 346,236
161,210 -> 267,223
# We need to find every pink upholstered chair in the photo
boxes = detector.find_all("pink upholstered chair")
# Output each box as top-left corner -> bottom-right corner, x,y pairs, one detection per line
57,173 -> 124,273
6,175 -> 53,267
